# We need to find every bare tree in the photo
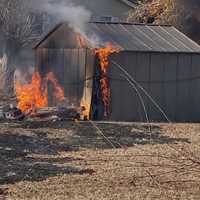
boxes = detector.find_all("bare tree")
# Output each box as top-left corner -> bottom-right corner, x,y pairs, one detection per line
0,0 -> 40,49
0,0 -> 41,93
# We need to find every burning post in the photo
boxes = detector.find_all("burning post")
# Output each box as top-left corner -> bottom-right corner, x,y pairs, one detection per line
95,43 -> 120,117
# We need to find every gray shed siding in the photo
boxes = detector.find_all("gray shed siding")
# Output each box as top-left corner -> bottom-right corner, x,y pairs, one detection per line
109,51 -> 200,122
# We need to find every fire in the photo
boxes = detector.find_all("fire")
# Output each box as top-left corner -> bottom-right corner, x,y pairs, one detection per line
15,71 -> 65,113
76,34 -> 87,48
45,72 -> 65,101
80,100 -> 90,120
95,43 -> 120,117
15,72 -> 48,113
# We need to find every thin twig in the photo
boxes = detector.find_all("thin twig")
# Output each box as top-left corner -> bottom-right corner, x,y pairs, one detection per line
111,60 -> 171,122
89,120 -> 118,149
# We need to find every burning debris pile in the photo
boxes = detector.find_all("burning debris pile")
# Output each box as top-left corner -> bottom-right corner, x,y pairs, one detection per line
128,0 -> 200,43
0,70 -> 83,121
15,71 -> 65,114
14,70 -> 86,121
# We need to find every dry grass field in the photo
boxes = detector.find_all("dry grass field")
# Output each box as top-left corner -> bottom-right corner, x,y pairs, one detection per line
0,120 -> 200,200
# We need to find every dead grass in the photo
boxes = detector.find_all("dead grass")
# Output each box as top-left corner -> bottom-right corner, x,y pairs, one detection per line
0,121 -> 200,200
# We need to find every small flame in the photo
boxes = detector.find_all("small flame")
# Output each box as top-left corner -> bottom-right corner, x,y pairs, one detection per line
16,71 -> 65,113
45,72 -> 65,101
80,100 -> 90,120
76,34 -> 87,48
95,43 -> 120,117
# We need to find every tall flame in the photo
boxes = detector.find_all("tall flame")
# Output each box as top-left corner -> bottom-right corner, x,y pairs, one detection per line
95,43 -> 120,117
15,71 -> 65,113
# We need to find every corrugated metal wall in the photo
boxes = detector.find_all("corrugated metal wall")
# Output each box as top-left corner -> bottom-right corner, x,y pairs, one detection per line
109,51 -> 200,122
36,48 -> 94,107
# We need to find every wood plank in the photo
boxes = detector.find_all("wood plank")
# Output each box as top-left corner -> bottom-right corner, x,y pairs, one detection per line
109,53 -> 123,121
176,54 -> 192,121
63,49 -> 72,104
163,54 -> 177,121
135,52 -> 151,122
46,49 -> 64,106
109,51 -> 139,121
77,49 -> 86,103
149,53 -> 164,121
191,54 -> 200,121
81,49 -> 95,118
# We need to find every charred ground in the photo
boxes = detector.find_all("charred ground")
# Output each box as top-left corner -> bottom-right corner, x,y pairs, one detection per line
0,120 -> 200,199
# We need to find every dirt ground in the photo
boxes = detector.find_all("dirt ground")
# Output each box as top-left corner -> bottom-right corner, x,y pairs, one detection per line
0,120 -> 200,200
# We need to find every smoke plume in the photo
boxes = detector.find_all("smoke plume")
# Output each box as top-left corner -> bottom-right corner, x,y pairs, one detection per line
30,0 -> 92,35
29,0 -> 106,47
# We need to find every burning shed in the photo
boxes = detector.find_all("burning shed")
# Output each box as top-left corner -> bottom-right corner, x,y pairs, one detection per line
34,22 -> 200,122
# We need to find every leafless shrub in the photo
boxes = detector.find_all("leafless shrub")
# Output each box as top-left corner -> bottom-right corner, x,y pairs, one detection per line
132,144 -> 200,191
128,0 -> 183,26
128,0 -> 200,43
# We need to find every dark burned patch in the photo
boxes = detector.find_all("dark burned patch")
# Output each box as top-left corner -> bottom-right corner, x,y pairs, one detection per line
0,160 -> 95,185
0,121 -> 190,185
6,121 -> 190,149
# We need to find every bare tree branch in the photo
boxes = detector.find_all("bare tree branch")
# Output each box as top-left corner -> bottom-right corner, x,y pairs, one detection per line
0,0 -> 40,48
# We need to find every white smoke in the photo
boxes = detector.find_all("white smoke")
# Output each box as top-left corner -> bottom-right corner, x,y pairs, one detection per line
14,67 -> 34,85
29,0 -> 104,47
30,0 -> 91,35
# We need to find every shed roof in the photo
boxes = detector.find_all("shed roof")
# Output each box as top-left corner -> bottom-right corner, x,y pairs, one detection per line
34,22 -> 200,53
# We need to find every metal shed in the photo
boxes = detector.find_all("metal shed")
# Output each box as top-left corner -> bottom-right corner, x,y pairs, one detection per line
34,22 -> 200,122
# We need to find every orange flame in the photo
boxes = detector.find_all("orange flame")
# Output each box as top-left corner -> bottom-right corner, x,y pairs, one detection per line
80,100 -> 90,120
95,43 -> 120,117
15,71 -> 65,113
45,72 -> 65,101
